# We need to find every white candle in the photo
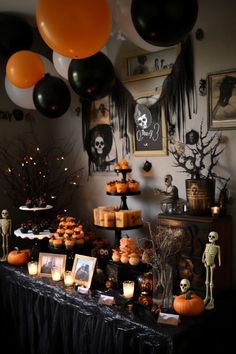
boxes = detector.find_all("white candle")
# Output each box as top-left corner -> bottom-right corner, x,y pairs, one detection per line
28,261 -> 38,275
64,271 -> 74,286
51,267 -> 62,281
123,280 -> 135,299
211,206 -> 220,217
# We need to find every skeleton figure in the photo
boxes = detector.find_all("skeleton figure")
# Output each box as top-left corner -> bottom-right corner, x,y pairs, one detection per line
202,231 -> 221,310
0,209 -> 12,261
180,278 -> 191,294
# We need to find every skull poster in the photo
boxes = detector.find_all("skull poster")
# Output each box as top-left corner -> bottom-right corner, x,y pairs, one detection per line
85,97 -> 117,175
133,91 -> 168,156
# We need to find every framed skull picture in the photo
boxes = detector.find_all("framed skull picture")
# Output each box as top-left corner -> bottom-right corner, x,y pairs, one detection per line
84,96 -> 118,175
133,90 -> 168,156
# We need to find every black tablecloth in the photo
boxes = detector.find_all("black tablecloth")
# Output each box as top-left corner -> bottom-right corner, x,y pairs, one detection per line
0,263 -> 173,354
0,263 -> 234,354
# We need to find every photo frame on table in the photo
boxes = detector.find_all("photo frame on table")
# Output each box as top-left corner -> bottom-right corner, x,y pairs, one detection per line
122,45 -> 179,83
38,252 -> 67,277
207,69 -> 236,130
133,89 -> 168,156
72,254 -> 97,288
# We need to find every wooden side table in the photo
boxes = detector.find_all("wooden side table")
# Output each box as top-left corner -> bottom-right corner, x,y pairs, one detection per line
157,213 -> 233,295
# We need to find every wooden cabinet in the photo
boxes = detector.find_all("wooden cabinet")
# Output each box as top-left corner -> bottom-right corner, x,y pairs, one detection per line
157,213 -> 232,295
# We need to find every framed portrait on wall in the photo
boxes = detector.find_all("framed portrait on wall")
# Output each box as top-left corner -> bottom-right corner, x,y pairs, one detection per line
122,45 -> 180,83
133,90 -> 168,156
208,69 -> 236,130
84,96 -> 118,175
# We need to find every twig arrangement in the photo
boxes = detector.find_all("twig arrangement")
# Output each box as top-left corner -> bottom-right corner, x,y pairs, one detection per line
139,222 -> 185,267
0,137 -> 83,213
169,121 -> 226,180
138,222 -> 186,308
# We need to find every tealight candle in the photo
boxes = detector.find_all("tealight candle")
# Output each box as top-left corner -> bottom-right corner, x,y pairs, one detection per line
123,280 -> 135,299
51,266 -> 62,281
64,271 -> 74,287
211,206 -> 221,217
27,261 -> 38,275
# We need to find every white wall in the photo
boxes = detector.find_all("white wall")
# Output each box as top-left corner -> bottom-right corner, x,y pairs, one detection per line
0,0 -> 236,283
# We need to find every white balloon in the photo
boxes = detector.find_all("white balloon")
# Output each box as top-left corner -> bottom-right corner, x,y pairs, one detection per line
5,77 -> 35,109
39,54 -> 59,77
111,0 -> 164,52
52,51 -> 71,80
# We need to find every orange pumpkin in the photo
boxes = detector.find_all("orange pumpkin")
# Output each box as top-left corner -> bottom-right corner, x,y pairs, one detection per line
7,247 -> 31,266
173,291 -> 205,316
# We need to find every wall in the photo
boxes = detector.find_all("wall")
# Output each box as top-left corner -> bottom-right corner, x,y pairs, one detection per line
0,0 -> 236,283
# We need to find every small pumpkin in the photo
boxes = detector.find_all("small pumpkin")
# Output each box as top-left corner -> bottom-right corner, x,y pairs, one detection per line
173,291 -> 205,316
7,247 -> 31,266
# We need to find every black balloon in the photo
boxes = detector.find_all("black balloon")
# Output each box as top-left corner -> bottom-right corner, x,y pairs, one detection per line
131,0 -> 198,47
33,75 -> 71,118
0,13 -> 33,58
68,52 -> 115,100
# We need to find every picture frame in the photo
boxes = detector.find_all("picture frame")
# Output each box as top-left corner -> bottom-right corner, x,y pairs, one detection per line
38,252 -> 67,278
133,89 -> 168,156
72,254 -> 97,288
207,69 -> 236,130
84,95 -> 118,176
122,45 -> 180,83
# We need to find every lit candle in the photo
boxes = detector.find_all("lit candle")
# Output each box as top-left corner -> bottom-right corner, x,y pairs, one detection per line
64,271 -> 74,287
51,267 -> 62,281
28,261 -> 38,275
211,206 -> 220,217
123,280 -> 135,299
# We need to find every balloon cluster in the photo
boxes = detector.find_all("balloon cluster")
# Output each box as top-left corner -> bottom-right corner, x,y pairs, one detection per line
5,50 -> 71,118
2,0 -> 198,118
2,1 -> 116,118
36,0 -> 115,102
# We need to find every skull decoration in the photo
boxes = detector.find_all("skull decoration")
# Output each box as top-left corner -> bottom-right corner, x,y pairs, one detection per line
1,209 -> 9,219
208,231 -> 218,243
134,103 -> 152,130
137,114 -> 148,129
180,278 -> 191,293
190,183 -> 198,196
94,136 -> 105,155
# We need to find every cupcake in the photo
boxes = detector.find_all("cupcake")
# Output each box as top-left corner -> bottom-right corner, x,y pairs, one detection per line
119,159 -> 130,169
106,181 -> 117,193
52,238 -> 64,248
116,180 -> 127,193
128,179 -> 140,192
65,237 -> 75,249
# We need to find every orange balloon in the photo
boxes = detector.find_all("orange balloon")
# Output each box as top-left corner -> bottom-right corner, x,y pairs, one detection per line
36,0 -> 112,59
6,51 -> 45,88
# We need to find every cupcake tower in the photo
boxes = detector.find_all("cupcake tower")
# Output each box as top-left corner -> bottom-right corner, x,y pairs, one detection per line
48,216 -> 88,249
106,159 -> 140,194
93,159 -> 143,248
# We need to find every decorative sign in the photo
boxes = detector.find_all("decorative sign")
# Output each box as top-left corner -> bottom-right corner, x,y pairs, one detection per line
133,91 -> 167,156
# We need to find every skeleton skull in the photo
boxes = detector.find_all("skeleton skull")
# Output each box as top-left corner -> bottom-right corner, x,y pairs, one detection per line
208,231 -> 218,243
94,136 -> 104,155
180,278 -> 190,293
137,114 -> 148,129
1,209 -> 9,219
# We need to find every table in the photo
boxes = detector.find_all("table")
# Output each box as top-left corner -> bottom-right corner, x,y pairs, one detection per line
0,263 -> 234,354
